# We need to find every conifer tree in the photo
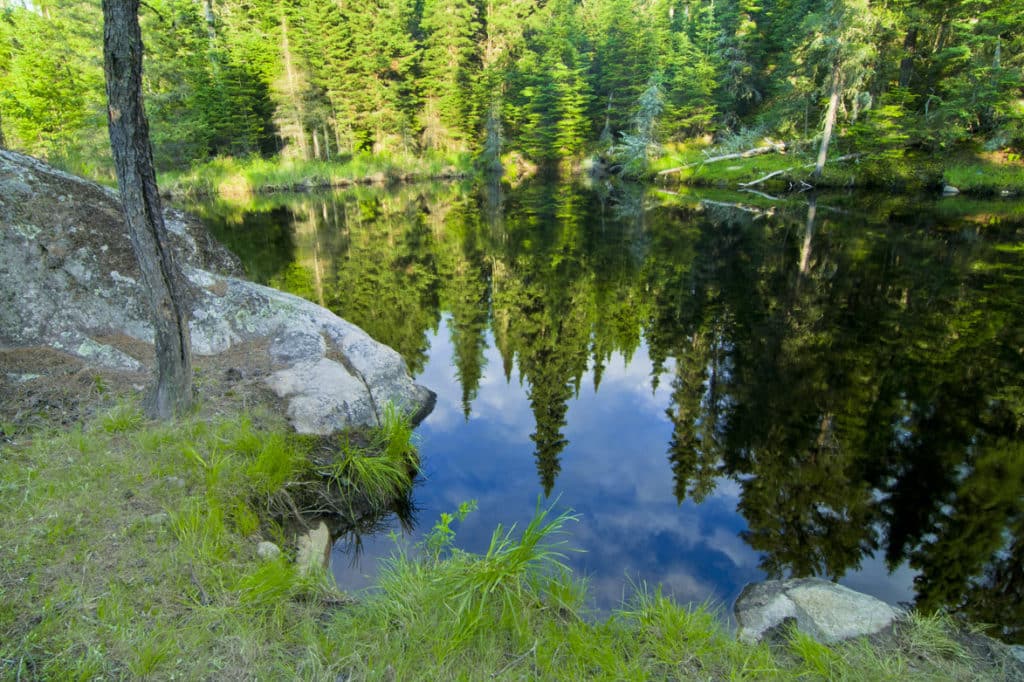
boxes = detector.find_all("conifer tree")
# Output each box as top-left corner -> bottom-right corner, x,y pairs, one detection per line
419,0 -> 482,151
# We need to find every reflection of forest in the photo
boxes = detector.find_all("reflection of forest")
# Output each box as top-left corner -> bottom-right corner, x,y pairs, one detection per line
193,184 -> 1024,643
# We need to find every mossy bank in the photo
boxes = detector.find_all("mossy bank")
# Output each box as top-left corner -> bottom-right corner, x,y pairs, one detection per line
3,400 -> 1023,680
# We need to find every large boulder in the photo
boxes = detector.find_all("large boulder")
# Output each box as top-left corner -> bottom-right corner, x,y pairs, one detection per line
734,578 -> 902,645
0,149 -> 433,433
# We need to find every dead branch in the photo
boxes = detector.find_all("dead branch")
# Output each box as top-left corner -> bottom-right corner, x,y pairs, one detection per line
739,168 -> 793,188
658,141 -> 787,175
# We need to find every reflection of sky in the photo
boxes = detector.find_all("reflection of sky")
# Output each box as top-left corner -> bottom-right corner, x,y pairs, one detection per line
332,315 -> 915,617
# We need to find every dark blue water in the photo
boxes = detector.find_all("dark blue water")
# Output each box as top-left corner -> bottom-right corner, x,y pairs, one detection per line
188,182 -> 1024,639
328,317 -> 915,614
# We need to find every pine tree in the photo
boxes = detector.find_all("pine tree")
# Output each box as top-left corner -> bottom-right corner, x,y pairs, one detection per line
419,0 -> 482,151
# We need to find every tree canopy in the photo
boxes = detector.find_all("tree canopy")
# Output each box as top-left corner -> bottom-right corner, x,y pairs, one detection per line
1,0 -> 1020,176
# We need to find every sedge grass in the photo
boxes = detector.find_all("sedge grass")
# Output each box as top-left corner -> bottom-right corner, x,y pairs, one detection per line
0,401 -> 1018,680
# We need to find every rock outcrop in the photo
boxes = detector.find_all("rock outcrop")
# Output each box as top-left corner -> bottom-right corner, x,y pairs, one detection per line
0,149 -> 433,433
734,578 -> 901,645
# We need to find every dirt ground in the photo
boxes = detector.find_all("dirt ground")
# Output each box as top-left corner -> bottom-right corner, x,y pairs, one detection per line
0,337 -> 286,436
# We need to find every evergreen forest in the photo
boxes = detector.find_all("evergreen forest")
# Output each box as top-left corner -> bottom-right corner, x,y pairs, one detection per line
1,0 -> 1021,180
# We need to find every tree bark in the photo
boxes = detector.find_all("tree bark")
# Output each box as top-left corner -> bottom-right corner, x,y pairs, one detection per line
898,27 -> 917,88
280,15 -> 310,160
813,63 -> 842,178
103,0 -> 193,419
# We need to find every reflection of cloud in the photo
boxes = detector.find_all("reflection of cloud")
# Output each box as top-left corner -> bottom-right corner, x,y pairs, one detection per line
841,558 -> 916,607
395,313 -> 913,618
591,348 -> 674,415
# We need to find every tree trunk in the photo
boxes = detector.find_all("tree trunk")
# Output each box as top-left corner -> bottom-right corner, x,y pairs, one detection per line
813,63 -> 842,178
103,0 -> 193,419
280,15 -> 309,160
898,27 -> 917,88
0,112 -> 5,149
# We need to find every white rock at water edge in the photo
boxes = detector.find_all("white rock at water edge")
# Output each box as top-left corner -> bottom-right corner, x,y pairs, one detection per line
734,578 -> 902,645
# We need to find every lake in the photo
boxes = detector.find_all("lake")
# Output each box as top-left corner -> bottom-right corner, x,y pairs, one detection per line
183,180 -> 1024,642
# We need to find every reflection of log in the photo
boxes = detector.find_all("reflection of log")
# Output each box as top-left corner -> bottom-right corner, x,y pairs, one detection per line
739,188 -> 781,201
658,142 -> 787,175
699,198 -> 775,219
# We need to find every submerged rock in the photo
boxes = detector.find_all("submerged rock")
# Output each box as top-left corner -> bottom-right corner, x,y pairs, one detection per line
0,149 -> 433,433
295,521 -> 331,576
734,578 -> 901,644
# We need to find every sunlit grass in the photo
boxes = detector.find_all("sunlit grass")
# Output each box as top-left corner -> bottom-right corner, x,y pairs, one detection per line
0,401 -> 1016,679
160,151 -> 475,200
944,159 -> 1024,195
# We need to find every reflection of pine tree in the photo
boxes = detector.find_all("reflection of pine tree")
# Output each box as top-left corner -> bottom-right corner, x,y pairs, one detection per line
325,191 -> 442,373
438,197 -> 492,418
527,346 -> 572,497
667,328 -> 724,504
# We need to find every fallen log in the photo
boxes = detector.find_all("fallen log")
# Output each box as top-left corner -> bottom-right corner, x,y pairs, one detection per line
658,141 -> 787,175
738,168 -> 793,188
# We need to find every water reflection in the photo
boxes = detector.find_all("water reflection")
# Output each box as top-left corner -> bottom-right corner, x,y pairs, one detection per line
186,183 -> 1024,642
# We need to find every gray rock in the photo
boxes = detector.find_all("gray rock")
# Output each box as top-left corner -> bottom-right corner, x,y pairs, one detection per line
1011,644 -> 1024,665
295,521 -> 331,576
256,541 -> 282,561
269,330 -> 327,365
0,148 -> 433,435
267,358 -> 372,435
942,184 -> 960,196
734,578 -> 901,645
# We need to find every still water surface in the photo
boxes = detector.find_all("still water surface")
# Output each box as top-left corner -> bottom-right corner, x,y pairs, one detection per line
186,182 -> 1024,640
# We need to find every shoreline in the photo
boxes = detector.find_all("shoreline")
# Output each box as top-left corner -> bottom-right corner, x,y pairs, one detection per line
2,400 -> 1022,679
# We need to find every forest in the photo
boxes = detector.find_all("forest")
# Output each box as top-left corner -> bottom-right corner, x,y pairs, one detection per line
1,0 -> 1021,181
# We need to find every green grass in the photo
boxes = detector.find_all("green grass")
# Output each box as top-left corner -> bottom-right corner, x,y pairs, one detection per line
0,401 -> 1015,679
654,137 -> 1024,195
159,151 -> 475,200
944,158 -> 1024,195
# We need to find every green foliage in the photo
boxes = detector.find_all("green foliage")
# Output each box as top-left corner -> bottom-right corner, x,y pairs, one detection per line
319,402 -> 420,513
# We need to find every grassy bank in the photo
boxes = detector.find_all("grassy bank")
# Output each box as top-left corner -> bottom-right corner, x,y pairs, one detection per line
0,403 -> 1015,679
652,141 -> 1024,196
159,152 -> 476,200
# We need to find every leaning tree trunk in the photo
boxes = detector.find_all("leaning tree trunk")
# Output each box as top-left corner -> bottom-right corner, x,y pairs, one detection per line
103,0 -> 193,419
813,63 -> 843,178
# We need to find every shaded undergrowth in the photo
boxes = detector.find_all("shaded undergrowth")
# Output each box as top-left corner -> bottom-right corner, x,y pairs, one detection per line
0,402 -> 1016,679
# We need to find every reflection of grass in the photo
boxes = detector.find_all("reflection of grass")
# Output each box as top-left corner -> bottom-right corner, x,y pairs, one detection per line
0,402 -> 1011,679
160,152 -> 474,199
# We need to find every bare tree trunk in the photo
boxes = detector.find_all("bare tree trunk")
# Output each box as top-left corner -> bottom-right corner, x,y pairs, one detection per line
280,15 -> 309,160
814,63 -> 842,178
103,0 -> 193,419
898,27 -> 917,88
